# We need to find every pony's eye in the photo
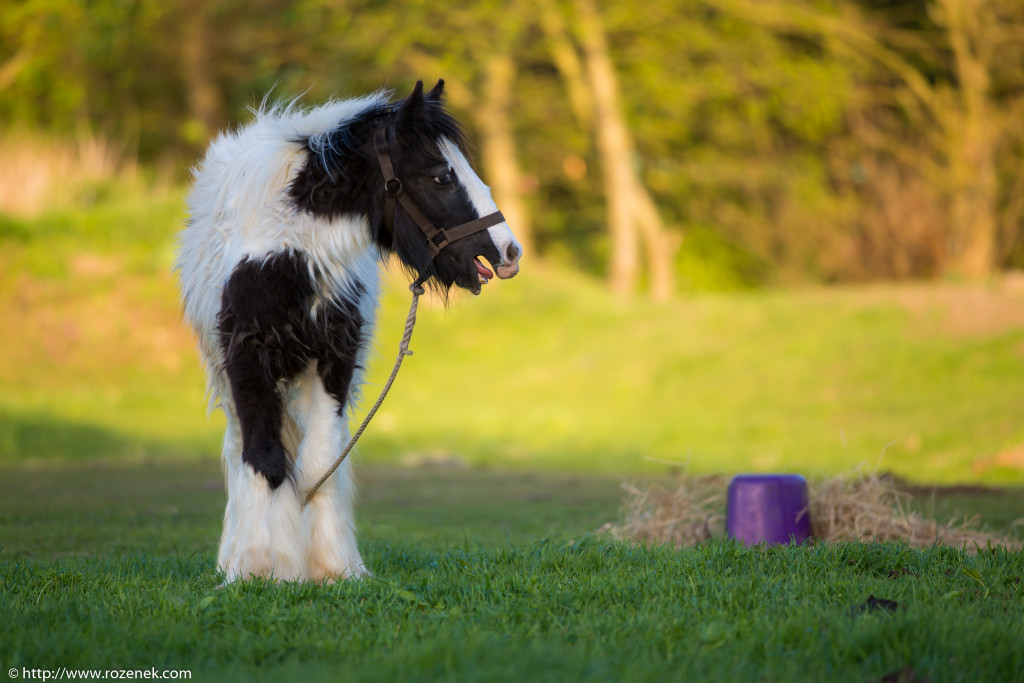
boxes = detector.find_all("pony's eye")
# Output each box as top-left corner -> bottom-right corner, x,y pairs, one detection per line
433,170 -> 456,185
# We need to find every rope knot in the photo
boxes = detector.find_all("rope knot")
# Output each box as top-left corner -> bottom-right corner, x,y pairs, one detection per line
410,283 -> 426,296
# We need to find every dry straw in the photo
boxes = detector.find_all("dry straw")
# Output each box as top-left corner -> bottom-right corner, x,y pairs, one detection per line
598,476 -> 727,548
807,471 -> 1019,549
602,470 -> 1021,551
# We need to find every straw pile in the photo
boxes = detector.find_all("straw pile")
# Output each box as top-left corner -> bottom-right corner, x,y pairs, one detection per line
598,476 -> 726,549
601,472 -> 1021,550
807,472 -> 1019,549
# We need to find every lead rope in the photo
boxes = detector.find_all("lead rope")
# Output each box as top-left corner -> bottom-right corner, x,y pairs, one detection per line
301,281 -> 425,508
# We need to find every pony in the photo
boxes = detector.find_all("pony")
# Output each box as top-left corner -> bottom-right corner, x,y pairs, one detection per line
175,80 -> 522,583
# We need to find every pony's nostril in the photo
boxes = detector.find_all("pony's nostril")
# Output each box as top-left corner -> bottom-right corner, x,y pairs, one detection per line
506,243 -> 521,263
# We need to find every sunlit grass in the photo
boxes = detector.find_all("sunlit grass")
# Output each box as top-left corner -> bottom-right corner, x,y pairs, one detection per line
3,533 -> 1023,682
367,267 -> 1024,483
2,187 -> 1023,483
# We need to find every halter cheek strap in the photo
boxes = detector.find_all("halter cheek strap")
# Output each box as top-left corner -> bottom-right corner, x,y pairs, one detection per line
373,125 -> 505,259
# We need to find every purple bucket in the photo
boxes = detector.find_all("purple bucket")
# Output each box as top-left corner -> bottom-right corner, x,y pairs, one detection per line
726,474 -> 812,546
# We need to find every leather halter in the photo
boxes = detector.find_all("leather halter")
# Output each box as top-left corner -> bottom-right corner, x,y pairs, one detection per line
373,125 -> 505,259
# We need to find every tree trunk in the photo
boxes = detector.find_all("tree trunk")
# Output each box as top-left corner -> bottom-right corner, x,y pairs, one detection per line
947,114 -> 998,278
634,186 -> 678,302
574,0 -> 639,297
180,3 -> 224,142
478,54 -> 533,255
573,0 -> 674,299
940,0 -> 999,278
536,0 -> 593,129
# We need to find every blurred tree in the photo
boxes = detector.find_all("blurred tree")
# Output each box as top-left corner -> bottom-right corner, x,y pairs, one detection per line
4,0 -> 1022,283
713,0 -> 1024,278
593,0 -> 856,285
929,0 -> 1022,276
179,0 -> 225,143
563,0 -> 676,300
0,0 -> 320,162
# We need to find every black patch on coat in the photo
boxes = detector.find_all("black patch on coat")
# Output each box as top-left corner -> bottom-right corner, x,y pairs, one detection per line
218,250 -> 364,488
288,105 -> 390,240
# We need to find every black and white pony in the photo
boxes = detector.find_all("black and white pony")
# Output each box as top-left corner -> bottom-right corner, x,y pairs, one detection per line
175,80 -> 522,583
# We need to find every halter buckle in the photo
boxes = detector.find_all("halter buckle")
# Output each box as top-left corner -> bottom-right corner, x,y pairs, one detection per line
430,230 -> 450,254
384,178 -> 403,197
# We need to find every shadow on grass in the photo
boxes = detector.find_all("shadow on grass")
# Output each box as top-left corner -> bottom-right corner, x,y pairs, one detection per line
0,459 -> 225,560
0,407 -> 213,464
2,410 -> 1020,563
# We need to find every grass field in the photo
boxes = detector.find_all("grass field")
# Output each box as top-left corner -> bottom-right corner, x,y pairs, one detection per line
3,188 -> 1024,483
2,189 -> 1024,680
4,540 -> 1023,682
2,461 -> 1023,682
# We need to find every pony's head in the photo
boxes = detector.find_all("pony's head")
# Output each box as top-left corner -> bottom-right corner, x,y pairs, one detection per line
290,80 -> 522,295
374,80 -> 521,295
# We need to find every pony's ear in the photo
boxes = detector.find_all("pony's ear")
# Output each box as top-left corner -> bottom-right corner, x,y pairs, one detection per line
426,79 -> 445,103
395,81 -> 426,135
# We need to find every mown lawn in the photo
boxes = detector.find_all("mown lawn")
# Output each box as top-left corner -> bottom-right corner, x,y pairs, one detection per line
2,462 -> 1020,562
2,461 -> 1023,681
3,515 -> 1022,681
2,190 -> 1024,680
4,542 -> 1023,682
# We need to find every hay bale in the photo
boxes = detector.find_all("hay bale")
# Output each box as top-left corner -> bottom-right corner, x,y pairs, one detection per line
808,472 -> 1019,549
601,472 -> 1020,550
598,476 -> 726,548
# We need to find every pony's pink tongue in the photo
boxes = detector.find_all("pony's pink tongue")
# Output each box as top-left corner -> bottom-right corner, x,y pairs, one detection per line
475,258 -> 493,279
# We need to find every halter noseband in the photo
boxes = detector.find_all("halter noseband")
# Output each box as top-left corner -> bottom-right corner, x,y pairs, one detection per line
373,125 -> 505,260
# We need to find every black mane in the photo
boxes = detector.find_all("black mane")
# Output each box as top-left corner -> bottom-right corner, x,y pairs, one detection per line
287,94 -> 470,220
287,103 -> 389,226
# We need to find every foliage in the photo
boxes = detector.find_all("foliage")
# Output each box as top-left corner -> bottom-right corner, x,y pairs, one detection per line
3,0 -> 1023,288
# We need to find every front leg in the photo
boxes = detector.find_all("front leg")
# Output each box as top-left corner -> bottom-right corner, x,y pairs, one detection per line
224,342 -> 291,487
215,336 -> 305,582
216,253 -> 313,582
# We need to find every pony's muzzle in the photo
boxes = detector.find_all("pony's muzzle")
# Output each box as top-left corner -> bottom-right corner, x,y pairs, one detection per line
494,239 -> 522,280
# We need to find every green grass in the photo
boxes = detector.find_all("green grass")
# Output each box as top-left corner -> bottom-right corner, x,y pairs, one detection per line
3,185 -> 1024,680
3,461 -> 1023,681
3,536 -> 1022,681
3,188 -> 1024,484
0,462 -> 625,559
367,270 -> 1024,483
2,461 -> 1020,559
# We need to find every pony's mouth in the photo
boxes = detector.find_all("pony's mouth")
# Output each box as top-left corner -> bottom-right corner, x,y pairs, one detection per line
474,255 -> 519,286
474,257 -> 494,286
